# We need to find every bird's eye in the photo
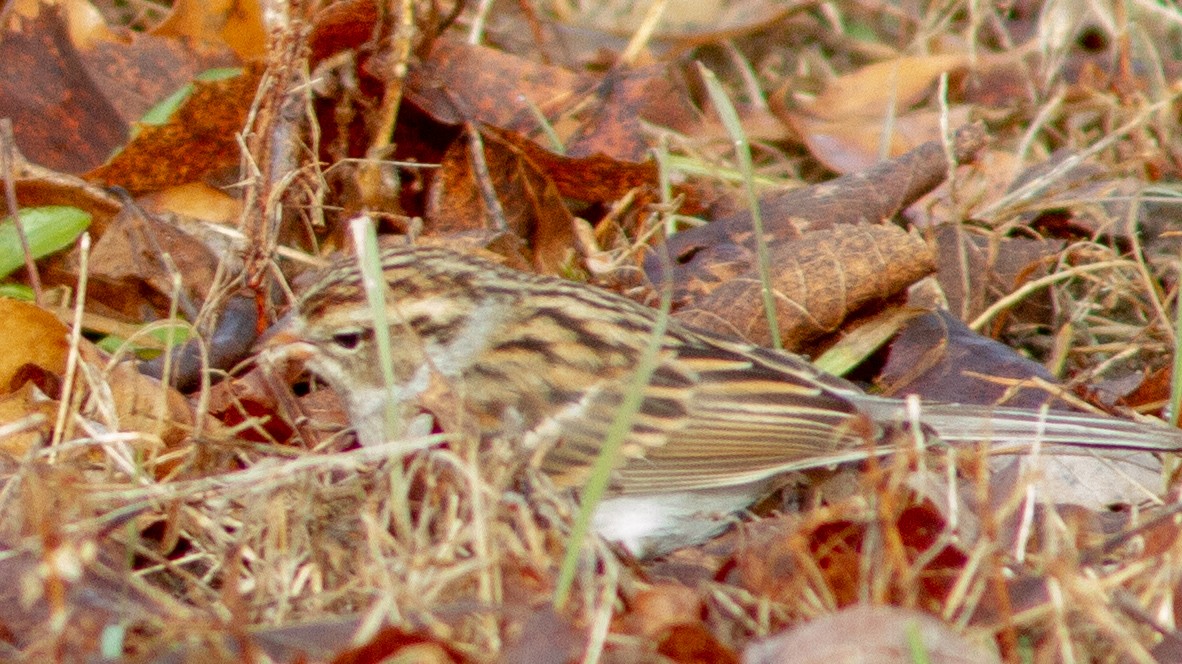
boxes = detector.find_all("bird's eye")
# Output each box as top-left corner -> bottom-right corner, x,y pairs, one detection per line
331,330 -> 369,350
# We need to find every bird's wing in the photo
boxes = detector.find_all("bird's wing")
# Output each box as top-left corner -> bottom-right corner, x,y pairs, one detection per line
539,344 -> 890,493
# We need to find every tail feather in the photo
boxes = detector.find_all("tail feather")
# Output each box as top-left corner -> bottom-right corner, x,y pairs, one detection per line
855,397 -> 1182,452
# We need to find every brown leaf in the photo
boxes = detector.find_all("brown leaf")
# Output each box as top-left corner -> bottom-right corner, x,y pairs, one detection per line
0,298 -> 69,395
407,39 -> 592,133
653,123 -> 987,293
793,107 -> 973,174
330,626 -> 468,664
657,623 -> 740,664
484,125 -> 659,203
425,126 -> 577,274
307,0 -> 380,65
0,5 -> 239,174
86,65 -> 262,194
103,361 -> 195,450
153,0 -> 267,61
930,224 -> 1061,325
5,159 -> 123,238
565,63 -> 700,162
1116,366 -> 1171,414
878,309 -> 1067,409
0,6 -> 127,173
0,382 -> 56,456
802,55 -> 970,122
85,202 -> 221,318
673,224 -> 935,348
786,54 -> 972,172
616,582 -> 703,640
137,182 -> 244,224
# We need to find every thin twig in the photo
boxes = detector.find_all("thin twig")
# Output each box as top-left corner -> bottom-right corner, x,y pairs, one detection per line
0,119 -> 43,305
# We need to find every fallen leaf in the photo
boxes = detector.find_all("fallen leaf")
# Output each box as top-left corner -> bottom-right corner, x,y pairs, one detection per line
86,65 -> 262,194
425,126 -> 578,274
652,123 -> 987,296
673,224 -> 936,349
565,63 -> 700,162
407,39 -> 592,134
0,298 -> 69,395
0,4 -> 239,173
153,0 -> 267,61
878,309 -> 1068,409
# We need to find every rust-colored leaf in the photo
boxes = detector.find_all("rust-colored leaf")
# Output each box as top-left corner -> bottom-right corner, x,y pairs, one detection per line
407,39 -> 592,133
308,0 -> 380,65
330,626 -> 467,664
0,5 -> 238,174
425,126 -> 578,274
86,65 -> 262,194
484,124 -> 659,204
0,6 -> 127,173
657,623 -> 740,664
565,63 -> 700,162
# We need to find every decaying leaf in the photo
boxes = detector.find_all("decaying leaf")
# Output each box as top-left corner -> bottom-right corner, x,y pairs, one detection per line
673,224 -> 935,348
426,126 -> 578,274
86,201 -> 221,318
653,123 -> 987,299
86,65 -> 261,194
878,309 -> 1067,409
407,39 -> 593,133
0,4 -> 238,173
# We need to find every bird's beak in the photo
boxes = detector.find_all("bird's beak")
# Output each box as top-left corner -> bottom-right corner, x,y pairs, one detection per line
253,315 -> 314,362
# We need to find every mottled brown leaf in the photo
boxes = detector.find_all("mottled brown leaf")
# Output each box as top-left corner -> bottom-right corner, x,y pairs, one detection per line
484,125 -> 659,203
407,39 -> 593,133
565,63 -> 700,162
86,203 -> 220,317
425,127 -> 577,274
653,123 -> 987,293
0,5 -> 238,174
86,65 -> 262,194
0,7 -> 127,172
673,224 -> 935,349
